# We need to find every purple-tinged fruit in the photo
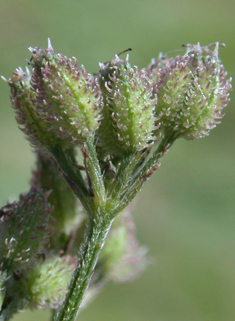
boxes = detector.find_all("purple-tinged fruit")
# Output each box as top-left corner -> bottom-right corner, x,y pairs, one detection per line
3,39 -> 103,151
97,53 -> 157,157
148,42 -> 232,140
26,255 -> 77,309
0,190 -> 53,272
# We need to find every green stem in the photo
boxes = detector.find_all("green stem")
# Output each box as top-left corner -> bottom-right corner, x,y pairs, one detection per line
54,214 -> 114,321
107,149 -> 148,200
52,135 -> 176,321
84,136 -> 106,207
51,146 -> 91,212
131,134 -> 177,187
115,134 -> 177,213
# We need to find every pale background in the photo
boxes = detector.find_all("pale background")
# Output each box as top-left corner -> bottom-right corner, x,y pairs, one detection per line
0,0 -> 235,320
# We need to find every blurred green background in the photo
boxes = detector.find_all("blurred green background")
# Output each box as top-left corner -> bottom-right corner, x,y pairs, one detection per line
0,0 -> 235,320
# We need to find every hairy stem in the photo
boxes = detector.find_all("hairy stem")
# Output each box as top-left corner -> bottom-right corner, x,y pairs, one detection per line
83,136 -> 106,208
50,146 -> 91,212
54,214 -> 114,321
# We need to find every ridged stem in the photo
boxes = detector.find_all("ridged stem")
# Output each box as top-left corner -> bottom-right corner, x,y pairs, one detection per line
50,146 -> 91,213
54,214 -> 113,321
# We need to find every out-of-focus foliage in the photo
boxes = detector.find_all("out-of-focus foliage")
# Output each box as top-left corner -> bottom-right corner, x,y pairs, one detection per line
0,0 -> 235,320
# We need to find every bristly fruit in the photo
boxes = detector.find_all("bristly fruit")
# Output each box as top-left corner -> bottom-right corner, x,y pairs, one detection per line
0,190 -> 53,273
97,52 -> 158,158
3,39 -> 103,151
148,42 -> 232,140
4,66 -> 57,151
25,256 -> 77,309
